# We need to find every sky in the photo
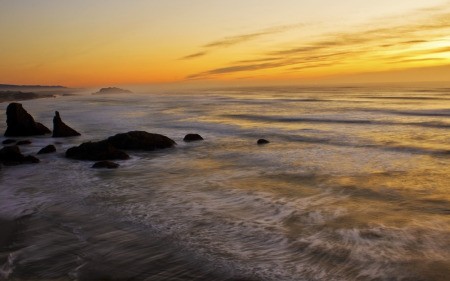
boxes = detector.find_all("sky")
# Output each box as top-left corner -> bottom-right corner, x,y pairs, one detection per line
1,0 -> 450,87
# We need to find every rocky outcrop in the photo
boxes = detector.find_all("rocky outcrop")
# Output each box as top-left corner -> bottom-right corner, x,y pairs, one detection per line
66,141 -> 130,161
257,139 -> 270,145
183,134 -> 204,142
4,103 -> 51,136
0,145 -> 39,165
107,131 -> 176,151
65,131 -> 175,161
16,140 -> 31,145
52,111 -> 81,138
37,145 -> 56,154
92,161 -> 119,169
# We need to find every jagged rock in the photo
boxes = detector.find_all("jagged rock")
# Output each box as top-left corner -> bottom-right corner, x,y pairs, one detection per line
257,139 -> 270,145
37,145 -> 56,154
183,134 -> 204,142
92,161 -> 119,169
66,141 -> 130,161
0,145 -> 39,165
2,139 -> 16,145
52,111 -> 81,138
16,140 -> 31,145
107,131 -> 176,151
4,103 -> 51,136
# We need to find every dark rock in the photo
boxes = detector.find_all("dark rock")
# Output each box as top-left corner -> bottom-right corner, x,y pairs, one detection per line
66,141 -> 130,161
93,87 -> 132,95
0,145 -> 39,165
23,155 -> 40,163
2,139 -> 16,145
16,140 -> 31,145
66,131 -> 174,161
37,145 -> 56,154
92,161 -> 119,169
107,131 -> 176,151
4,103 -> 51,136
183,133 -> 204,142
0,145 -> 23,165
52,111 -> 81,138
257,139 -> 270,145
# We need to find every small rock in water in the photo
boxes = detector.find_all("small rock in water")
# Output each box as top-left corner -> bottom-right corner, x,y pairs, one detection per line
4,102 -> 51,136
23,155 -> 40,163
2,139 -> 16,145
183,133 -> 204,142
37,145 -> 56,154
0,145 -> 39,165
257,139 -> 270,145
52,111 -> 81,138
92,161 -> 119,169
16,140 -> 31,145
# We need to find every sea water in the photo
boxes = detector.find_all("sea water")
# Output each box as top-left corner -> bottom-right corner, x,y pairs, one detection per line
0,87 -> 449,280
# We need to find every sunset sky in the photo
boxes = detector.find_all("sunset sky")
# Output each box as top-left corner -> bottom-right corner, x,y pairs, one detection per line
1,0 -> 450,87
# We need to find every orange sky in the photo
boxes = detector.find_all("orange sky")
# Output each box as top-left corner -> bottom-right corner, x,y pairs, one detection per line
1,1 -> 450,87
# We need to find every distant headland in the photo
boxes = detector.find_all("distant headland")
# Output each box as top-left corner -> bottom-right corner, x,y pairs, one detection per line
93,87 -> 132,95
0,84 -> 75,103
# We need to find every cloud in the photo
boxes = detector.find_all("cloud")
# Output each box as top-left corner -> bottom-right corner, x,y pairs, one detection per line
180,24 -> 301,60
186,3 -> 450,80
180,51 -> 208,60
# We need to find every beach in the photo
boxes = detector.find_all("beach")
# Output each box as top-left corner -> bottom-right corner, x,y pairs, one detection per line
0,86 -> 449,280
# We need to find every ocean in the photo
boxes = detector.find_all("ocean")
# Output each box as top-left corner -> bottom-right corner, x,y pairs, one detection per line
0,86 -> 449,281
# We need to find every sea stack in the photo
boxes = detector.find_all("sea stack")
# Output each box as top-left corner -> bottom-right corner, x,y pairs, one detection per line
4,103 -> 51,136
52,111 -> 81,138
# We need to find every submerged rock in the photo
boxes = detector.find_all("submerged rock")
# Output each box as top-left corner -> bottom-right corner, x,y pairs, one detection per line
66,141 -> 130,161
52,111 -> 81,138
4,103 -> 51,136
183,133 -> 204,142
107,131 -> 176,151
16,140 -> 31,145
257,139 -> 270,145
37,144 -> 56,154
2,139 -> 16,145
92,161 -> 119,169
0,145 -> 39,165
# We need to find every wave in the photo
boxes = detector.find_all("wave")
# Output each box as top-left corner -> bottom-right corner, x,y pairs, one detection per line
222,114 -> 450,129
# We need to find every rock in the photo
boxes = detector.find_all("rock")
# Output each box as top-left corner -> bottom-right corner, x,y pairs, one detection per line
16,140 -> 31,145
2,139 -> 16,145
257,139 -> 270,145
66,141 -> 130,161
0,145 -> 39,165
23,155 -> 40,163
183,133 -> 204,142
107,131 -> 176,151
52,111 -> 81,138
93,87 -> 132,95
37,144 -> 56,154
66,131 -> 174,161
4,103 -> 51,136
92,161 -> 119,169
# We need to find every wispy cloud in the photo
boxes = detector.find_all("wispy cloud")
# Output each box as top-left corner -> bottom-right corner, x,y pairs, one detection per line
186,3 -> 450,80
180,24 -> 301,60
